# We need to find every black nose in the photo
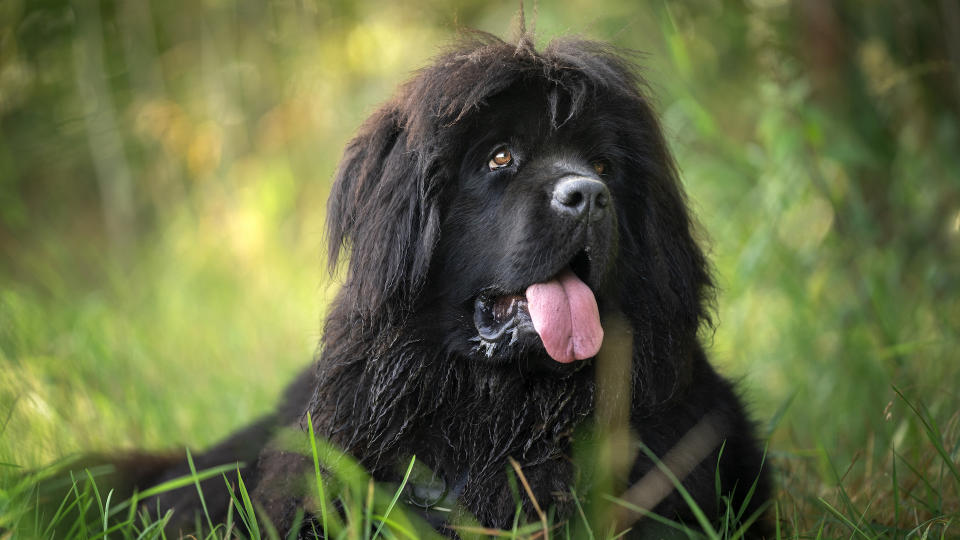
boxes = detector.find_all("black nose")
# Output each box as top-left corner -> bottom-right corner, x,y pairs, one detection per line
551,177 -> 610,221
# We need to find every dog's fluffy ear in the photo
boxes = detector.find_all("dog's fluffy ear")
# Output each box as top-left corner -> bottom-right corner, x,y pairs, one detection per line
615,97 -> 714,407
326,104 -> 441,322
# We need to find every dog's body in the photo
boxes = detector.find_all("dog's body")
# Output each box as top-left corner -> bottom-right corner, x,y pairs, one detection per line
66,33 -> 771,537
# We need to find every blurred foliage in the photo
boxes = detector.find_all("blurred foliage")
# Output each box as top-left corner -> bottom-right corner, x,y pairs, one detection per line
1,0 -> 958,534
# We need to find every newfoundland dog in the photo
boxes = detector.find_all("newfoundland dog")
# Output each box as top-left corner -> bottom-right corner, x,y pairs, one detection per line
62,32 -> 771,538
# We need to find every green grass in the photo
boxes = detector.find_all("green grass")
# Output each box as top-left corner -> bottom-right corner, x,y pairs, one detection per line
1,419 -> 774,539
2,0 -> 959,538
2,390 -> 955,539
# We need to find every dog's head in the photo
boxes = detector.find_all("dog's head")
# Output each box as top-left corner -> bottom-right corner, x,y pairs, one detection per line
327,34 -> 711,399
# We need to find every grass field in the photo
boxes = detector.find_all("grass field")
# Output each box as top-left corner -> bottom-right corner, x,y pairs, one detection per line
1,1 -> 958,538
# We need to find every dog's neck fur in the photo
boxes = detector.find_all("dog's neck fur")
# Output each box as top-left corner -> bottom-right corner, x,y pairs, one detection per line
309,307 -> 597,485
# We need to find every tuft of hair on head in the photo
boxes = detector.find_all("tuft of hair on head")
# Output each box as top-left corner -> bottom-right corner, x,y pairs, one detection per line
510,1 -> 538,56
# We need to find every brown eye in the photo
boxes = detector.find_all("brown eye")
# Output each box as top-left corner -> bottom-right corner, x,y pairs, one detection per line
489,148 -> 512,170
592,161 -> 606,175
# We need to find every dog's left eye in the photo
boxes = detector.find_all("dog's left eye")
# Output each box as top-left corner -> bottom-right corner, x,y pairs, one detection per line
488,148 -> 513,170
592,161 -> 606,175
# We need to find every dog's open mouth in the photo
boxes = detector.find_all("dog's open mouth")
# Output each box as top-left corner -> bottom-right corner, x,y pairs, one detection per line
473,252 -> 604,363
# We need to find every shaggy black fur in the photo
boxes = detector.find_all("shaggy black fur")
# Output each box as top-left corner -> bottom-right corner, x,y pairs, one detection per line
57,32 -> 772,538
254,32 -> 771,535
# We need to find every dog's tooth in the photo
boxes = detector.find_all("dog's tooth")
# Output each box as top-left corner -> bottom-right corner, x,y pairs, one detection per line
474,337 -> 496,358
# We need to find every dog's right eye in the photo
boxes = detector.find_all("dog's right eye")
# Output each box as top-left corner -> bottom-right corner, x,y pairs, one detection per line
488,148 -> 513,170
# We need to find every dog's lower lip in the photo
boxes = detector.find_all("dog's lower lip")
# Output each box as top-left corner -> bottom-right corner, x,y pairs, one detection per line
473,294 -> 529,340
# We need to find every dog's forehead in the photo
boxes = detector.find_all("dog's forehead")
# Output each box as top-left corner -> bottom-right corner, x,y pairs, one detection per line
477,90 -> 549,128
466,86 -> 608,141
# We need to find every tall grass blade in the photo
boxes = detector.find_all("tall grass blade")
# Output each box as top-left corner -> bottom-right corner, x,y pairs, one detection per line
307,410 -> 331,537
103,488 -> 114,533
891,443 -> 899,540
569,487 -> 594,540
602,494 -> 698,537
134,510 -> 172,540
68,472 -> 90,539
508,457 -> 549,539
735,445 -> 769,524
224,467 -> 261,540
816,442 -> 862,520
184,448 -> 216,534
260,505 -> 282,540
285,508 -> 305,540
635,443 -> 720,540
106,462 -> 240,517
372,455 -> 416,539
816,497 -> 872,540
893,386 -> 960,488
364,477 -> 374,540
371,515 -> 419,540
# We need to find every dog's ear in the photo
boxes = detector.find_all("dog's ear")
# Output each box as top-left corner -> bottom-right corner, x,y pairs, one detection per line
326,104 -> 441,322
616,98 -> 714,407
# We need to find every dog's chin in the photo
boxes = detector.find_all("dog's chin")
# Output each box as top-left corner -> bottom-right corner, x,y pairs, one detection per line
470,327 -> 589,376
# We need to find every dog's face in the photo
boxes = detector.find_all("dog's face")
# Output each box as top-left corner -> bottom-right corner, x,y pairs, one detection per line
327,36 -> 711,393
428,86 -> 622,371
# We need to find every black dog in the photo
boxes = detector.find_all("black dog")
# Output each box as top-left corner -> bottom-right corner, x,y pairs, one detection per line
64,33 -> 771,537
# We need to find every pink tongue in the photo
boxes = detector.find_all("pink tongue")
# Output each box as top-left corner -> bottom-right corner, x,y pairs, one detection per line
525,269 -> 603,363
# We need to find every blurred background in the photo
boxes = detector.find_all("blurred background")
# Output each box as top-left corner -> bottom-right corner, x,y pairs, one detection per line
1,0 -> 957,533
